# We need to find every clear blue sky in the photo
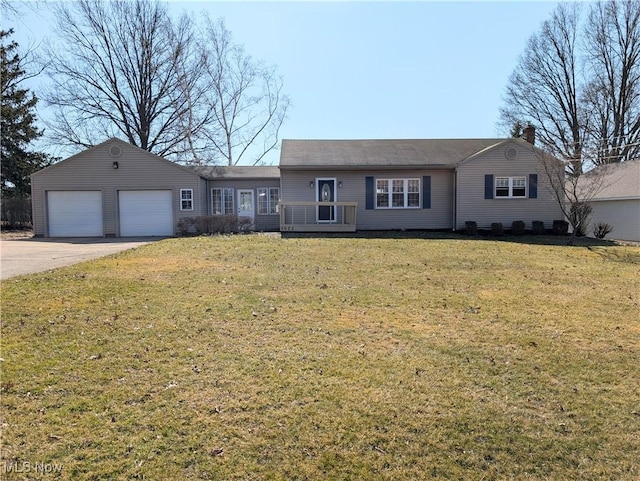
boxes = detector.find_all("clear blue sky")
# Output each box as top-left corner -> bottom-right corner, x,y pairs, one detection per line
5,1 -> 561,164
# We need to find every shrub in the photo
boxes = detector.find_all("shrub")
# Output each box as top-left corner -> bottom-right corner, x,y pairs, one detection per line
569,202 -> 592,237
237,216 -> 253,232
177,217 -> 197,236
511,220 -> 525,236
464,221 -> 477,236
593,222 -> 613,239
177,215 -> 253,236
553,220 -> 569,235
196,216 -> 223,234
196,216 -> 214,234
1,197 -> 32,229
491,222 -> 503,236
532,221 -> 545,235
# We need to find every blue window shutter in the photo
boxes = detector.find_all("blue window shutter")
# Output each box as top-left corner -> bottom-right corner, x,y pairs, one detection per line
529,174 -> 538,198
365,176 -> 374,210
422,176 -> 431,209
484,175 -> 494,199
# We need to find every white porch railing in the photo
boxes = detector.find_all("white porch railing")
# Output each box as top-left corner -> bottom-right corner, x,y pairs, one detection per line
279,201 -> 358,232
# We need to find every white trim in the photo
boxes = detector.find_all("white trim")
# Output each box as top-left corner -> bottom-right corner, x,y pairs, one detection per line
237,189 -> 255,223
180,188 -> 194,211
257,187 -> 280,215
316,178 -> 337,223
211,187 -> 234,215
269,187 -> 280,215
589,196 -> 640,202
495,176 -> 527,199
375,178 -> 421,209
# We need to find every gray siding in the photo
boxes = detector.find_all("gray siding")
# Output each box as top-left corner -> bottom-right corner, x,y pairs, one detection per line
455,142 -> 563,230
281,169 -> 453,230
198,177 -> 208,217
206,178 -> 281,231
31,140 -> 204,237
588,199 -> 640,242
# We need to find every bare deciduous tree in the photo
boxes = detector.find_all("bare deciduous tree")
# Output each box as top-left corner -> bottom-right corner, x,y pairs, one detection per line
583,0 -> 640,164
1,0 -> 44,21
501,0 -> 640,171
196,17 -> 289,166
1,0 -> 19,19
43,0 -> 205,158
539,150 -> 609,243
500,4 -> 584,173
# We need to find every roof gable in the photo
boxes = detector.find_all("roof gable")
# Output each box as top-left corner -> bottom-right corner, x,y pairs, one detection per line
456,138 -> 545,166
31,138 -> 202,179
279,139 -> 506,169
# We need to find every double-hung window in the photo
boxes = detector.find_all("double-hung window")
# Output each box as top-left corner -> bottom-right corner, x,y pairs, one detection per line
495,176 -> 526,198
180,189 -> 193,211
212,188 -> 234,214
407,179 -> 421,207
376,179 -> 420,208
257,187 -> 280,215
269,188 -> 279,214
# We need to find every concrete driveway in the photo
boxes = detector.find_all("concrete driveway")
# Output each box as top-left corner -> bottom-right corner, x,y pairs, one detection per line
1,237 -> 163,280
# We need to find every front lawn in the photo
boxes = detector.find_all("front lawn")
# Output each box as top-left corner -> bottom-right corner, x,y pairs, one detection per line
1,234 -> 639,480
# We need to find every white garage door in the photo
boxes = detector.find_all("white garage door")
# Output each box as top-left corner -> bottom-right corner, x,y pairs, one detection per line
119,190 -> 173,236
48,191 -> 103,237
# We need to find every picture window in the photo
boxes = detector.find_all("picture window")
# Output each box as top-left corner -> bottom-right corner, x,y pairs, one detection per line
376,179 -> 420,208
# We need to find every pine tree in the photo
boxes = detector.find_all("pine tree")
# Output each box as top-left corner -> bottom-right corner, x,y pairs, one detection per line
510,121 -> 523,139
1,29 -> 51,199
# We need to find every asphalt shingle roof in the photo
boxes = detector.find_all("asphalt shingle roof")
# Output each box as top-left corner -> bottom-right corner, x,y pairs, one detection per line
279,139 -> 507,169
192,165 -> 280,180
582,159 -> 640,200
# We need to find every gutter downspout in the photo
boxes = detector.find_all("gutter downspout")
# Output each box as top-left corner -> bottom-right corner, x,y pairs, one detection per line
452,168 -> 458,231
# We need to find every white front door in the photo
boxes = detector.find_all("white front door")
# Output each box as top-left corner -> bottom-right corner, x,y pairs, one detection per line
237,189 -> 255,227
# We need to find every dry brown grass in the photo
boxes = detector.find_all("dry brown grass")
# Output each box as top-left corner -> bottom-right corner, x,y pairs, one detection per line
1,234 -> 639,480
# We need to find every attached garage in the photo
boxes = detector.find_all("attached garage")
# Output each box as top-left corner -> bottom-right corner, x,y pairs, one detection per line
119,190 -> 174,236
47,191 -> 103,237
31,139 -> 205,238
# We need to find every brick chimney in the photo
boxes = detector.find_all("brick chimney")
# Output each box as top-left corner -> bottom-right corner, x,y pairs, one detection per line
522,124 -> 536,145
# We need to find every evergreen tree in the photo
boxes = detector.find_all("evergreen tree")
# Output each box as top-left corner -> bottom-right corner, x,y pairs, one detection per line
1,29 -> 51,198
510,121 -> 523,139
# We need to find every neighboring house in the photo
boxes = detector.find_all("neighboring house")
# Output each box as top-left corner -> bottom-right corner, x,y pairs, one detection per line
279,135 -> 563,232
579,159 -> 640,242
30,139 -> 280,237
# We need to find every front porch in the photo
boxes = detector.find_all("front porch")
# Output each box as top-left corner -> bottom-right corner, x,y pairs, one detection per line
279,201 -> 358,232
